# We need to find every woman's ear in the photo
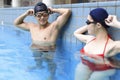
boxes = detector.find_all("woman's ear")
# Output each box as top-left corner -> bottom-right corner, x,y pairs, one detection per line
96,23 -> 102,28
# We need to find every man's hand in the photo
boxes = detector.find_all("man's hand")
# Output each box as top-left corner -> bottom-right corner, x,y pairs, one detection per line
25,9 -> 34,16
47,7 -> 54,14
105,15 -> 120,28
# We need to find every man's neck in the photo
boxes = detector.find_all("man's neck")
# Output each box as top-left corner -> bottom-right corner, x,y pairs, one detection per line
39,22 -> 49,29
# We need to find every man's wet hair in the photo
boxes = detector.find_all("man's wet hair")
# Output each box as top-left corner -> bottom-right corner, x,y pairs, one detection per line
34,2 -> 48,15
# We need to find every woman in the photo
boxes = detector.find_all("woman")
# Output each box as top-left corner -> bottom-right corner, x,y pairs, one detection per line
74,8 -> 120,80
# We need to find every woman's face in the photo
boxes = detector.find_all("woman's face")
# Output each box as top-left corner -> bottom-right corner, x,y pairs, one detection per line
86,15 -> 97,35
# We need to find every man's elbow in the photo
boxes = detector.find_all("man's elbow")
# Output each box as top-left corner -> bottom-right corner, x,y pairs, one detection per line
13,20 -> 19,26
13,20 -> 23,27
74,31 -> 77,37
67,9 -> 71,16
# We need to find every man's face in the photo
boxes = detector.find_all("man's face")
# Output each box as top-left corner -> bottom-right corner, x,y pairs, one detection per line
35,11 -> 49,26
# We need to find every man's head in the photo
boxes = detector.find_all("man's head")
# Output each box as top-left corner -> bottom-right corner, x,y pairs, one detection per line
89,8 -> 110,29
34,2 -> 48,15
34,2 -> 49,26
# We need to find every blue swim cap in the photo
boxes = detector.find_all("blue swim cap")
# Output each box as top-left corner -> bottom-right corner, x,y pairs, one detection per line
90,8 -> 109,28
34,2 -> 48,15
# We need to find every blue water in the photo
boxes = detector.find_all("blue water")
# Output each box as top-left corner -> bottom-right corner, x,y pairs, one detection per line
0,25 -> 72,80
1,24 -> 120,80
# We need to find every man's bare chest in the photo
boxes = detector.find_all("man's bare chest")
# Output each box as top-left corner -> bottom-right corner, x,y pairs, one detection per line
30,27 -> 58,41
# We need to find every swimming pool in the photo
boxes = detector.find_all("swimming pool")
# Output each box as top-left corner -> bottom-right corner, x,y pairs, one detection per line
1,2 -> 120,79
0,25 -> 73,80
1,24 -> 120,80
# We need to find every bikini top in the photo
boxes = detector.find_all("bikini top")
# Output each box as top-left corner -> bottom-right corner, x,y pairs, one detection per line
80,36 -> 110,59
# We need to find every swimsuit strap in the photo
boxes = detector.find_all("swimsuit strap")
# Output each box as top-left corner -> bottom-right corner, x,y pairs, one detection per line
102,36 -> 110,57
87,38 -> 96,44
103,36 -> 109,65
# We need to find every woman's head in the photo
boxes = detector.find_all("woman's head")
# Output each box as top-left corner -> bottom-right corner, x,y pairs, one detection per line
89,8 -> 110,29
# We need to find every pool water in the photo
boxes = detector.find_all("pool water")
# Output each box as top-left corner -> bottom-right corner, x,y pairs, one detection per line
0,25 -> 71,80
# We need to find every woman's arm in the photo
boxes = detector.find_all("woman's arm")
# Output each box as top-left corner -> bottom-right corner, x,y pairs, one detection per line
74,25 -> 94,43
107,56 -> 120,68
106,41 -> 120,68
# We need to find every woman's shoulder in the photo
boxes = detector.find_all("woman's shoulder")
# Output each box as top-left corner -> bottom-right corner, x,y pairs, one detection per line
110,40 -> 120,49
114,41 -> 120,49
86,36 -> 96,43
105,40 -> 120,57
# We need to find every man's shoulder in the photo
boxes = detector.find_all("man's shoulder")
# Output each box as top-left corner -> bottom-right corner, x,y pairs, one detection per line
50,21 -> 58,27
28,22 -> 38,27
28,22 -> 36,25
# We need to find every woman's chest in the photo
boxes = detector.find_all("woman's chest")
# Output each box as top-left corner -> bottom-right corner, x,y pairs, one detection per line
83,42 -> 115,57
84,43 -> 105,55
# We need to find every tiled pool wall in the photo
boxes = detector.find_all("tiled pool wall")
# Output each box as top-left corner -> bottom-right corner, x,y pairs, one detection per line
0,1 -> 120,80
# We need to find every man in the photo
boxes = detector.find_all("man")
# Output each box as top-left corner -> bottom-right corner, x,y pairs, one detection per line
14,2 -> 71,80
